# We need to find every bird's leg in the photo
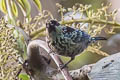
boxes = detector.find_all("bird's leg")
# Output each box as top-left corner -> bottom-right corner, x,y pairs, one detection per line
60,57 -> 75,69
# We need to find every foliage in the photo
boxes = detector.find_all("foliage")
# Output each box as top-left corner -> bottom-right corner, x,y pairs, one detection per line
0,0 -> 42,24
0,0 -> 42,79
0,18 -> 21,80
0,1 -> 120,80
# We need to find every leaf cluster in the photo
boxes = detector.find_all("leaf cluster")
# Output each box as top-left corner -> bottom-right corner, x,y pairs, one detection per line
0,2 -> 120,80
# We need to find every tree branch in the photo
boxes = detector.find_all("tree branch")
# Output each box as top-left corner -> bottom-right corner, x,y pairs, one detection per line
27,40 -> 73,80
61,18 -> 120,26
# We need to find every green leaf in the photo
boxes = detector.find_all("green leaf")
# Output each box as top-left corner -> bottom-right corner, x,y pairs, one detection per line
0,0 -> 7,14
13,29 -> 27,60
19,74 -> 30,80
32,0 -> 42,12
13,30 -> 19,38
17,0 -> 31,18
11,1 -> 18,17
6,0 -> 16,25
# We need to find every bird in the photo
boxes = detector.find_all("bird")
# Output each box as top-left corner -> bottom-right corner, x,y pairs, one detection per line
46,20 -> 107,69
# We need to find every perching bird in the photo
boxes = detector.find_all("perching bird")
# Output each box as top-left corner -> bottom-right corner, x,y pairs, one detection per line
46,20 -> 107,69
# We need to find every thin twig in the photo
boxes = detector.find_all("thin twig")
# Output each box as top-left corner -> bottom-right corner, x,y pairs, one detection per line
61,18 -> 120,26
50,53 -> 73,80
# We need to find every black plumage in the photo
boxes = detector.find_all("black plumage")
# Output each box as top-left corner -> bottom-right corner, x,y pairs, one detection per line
46,20 -> 107,69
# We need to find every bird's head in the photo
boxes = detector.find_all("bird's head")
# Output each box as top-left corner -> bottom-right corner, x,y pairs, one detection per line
46,20 -> 60,33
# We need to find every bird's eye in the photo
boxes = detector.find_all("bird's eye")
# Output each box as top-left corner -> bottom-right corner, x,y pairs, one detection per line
49,20 -> 60,26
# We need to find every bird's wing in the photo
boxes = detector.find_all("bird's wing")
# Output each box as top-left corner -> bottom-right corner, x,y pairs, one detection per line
62,26 -> 91,43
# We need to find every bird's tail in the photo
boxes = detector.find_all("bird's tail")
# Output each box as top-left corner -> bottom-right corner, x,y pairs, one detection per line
91,37 -> 107,42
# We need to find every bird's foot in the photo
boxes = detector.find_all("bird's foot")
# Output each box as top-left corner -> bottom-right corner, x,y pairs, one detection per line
59,64 -> 68,70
